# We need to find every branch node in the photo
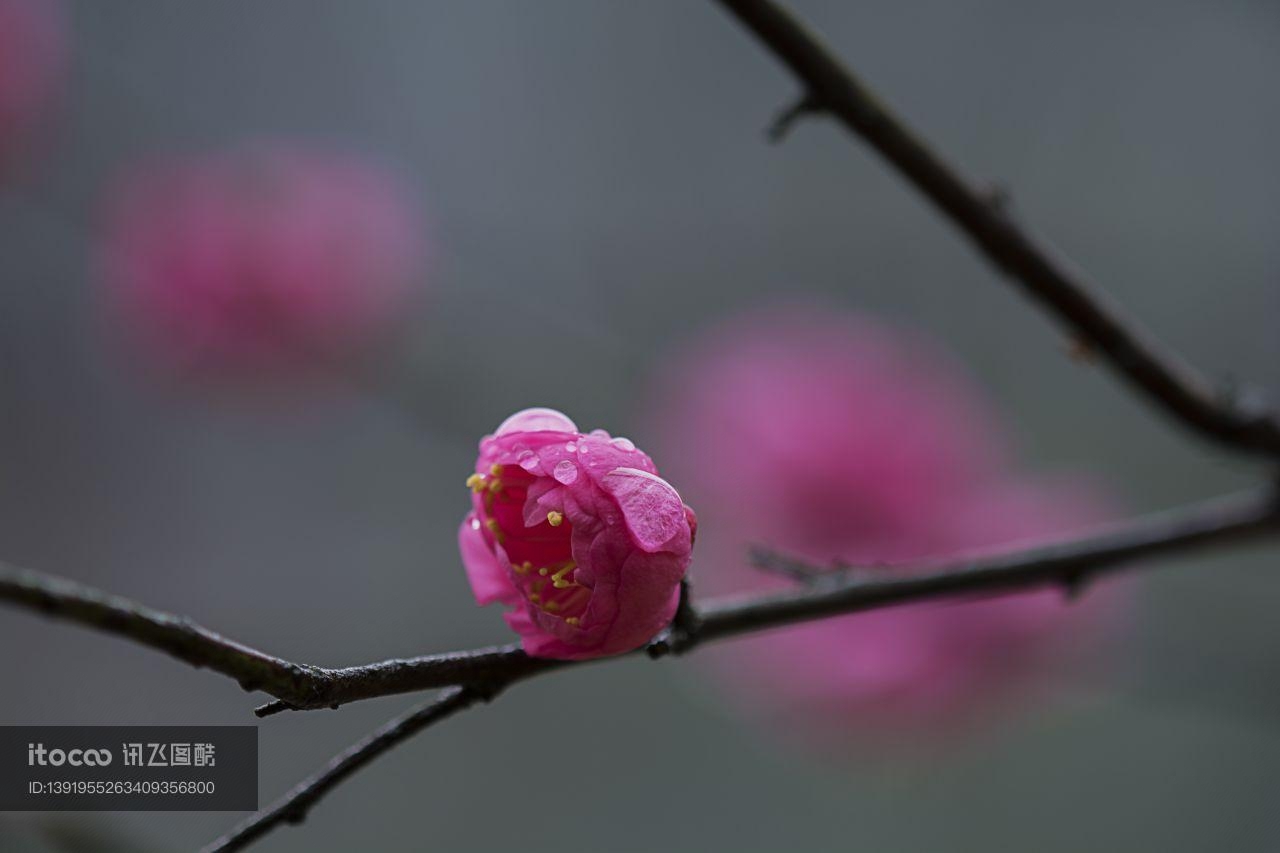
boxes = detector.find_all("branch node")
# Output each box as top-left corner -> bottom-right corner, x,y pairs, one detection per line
659,579 -> 703,655
645,638 -> 671,659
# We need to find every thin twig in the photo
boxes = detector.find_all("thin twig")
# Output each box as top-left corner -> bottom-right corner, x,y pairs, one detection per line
4,488 -> 1277,715
200,686 -> 492,853
712,0 -> 1280,460
748,544 -> 842,583
766,93 -> 822,142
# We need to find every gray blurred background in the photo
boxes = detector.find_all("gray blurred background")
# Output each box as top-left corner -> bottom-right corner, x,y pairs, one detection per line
2,1 -> 1279,850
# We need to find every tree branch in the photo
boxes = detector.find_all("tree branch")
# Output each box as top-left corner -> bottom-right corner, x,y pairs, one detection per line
200,686 -> 492,853
0,564 -> 326,702
196,486 -> 1279,850
711,0 -> 1280,460
712,487 -> 1279,643
5,487 -> 1277,716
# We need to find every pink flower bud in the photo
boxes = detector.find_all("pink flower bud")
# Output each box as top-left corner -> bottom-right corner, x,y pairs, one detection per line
97,144 -> 427,383
0,0 -> 66,177
459,408 -> 696,660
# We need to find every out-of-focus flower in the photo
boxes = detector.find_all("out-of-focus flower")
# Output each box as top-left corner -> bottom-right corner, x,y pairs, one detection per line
98,145 -> 427,382
649,307 -> 1122,735
459,407 -> 696,660
0,0 -> 66,177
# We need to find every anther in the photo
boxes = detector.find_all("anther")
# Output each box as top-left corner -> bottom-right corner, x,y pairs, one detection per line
547,511 -> 564,527
465,473 -> 485,492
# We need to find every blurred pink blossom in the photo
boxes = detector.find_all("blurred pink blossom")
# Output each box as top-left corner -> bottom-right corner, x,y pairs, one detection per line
98,145 -> 427,382
0,0 -> 66,177
460,407 -> 696,660
649,307 -> 1124,736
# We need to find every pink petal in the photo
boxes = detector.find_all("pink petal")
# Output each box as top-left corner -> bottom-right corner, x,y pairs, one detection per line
600,467 -> 691,554
521,477 -> 563,528
597,550 -> 684,654
494,407 -> 578,436
457,514 -> 518,606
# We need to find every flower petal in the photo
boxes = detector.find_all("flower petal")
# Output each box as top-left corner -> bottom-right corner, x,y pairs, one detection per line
597,550 -> 684,654
458,513 -> 519,606
494,407 -> 578,436
600,467 -> 692,553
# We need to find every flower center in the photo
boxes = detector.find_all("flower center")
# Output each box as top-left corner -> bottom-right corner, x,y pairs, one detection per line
468,464 -> 589,626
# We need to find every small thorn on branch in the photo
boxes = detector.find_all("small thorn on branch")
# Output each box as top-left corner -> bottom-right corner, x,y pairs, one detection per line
767,93 -> 822,142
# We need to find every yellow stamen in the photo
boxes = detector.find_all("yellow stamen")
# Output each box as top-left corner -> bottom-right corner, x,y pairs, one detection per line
565,617 -> 580,627
485,517 -> 504,543
543,601 -> 560,613
551,564 -> 575,583
465,473 -> 485,492
546,511 -> 564,527
538,567 -> 548,576
489,464 -> 503,476
487,479 -> 503,494
512,561 -> 531,576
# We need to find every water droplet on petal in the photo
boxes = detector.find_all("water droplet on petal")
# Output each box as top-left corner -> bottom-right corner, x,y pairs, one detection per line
590,429 -> 609,438
517,450 -> 541,474
553,459 -> 579,485
611,437 -> 635,452
565,442 -> 577,452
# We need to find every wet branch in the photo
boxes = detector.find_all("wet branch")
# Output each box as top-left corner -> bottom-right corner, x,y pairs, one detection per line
204,486 -> 1279,852
194,486 -> 1279,850
712,0 -> 1280,460
4,487 -> 1277,718
200,686 -> 492,853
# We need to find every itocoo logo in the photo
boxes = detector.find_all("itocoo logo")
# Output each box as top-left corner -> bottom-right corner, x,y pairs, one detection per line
27,743 -> 112,766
